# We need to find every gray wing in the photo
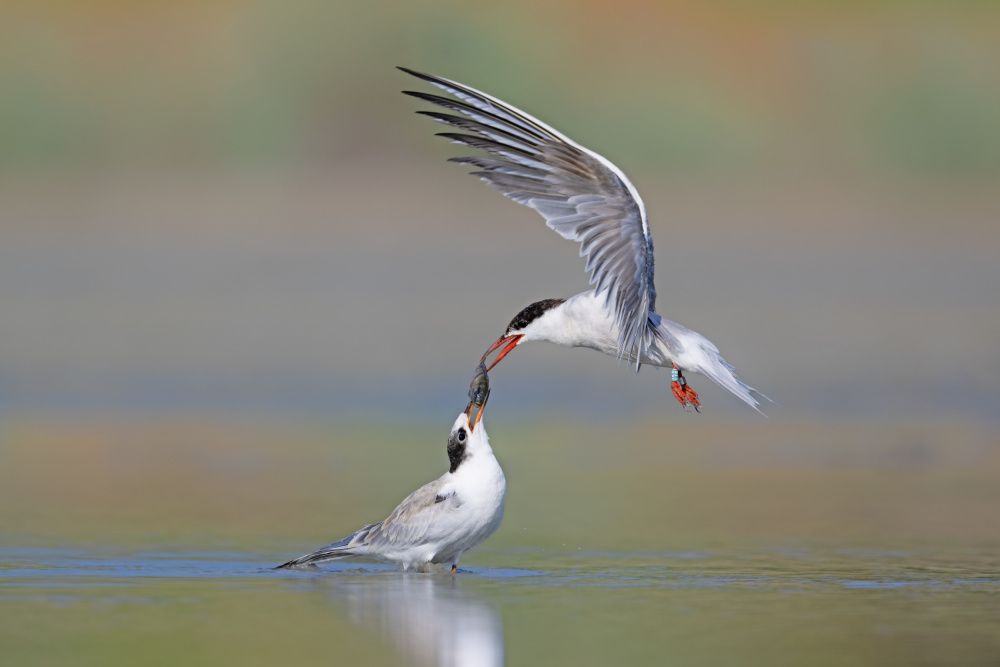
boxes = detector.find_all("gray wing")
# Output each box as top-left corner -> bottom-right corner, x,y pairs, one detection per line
400,67 -> 657,363
361,476 -> 458,550
276,477 -> 457,568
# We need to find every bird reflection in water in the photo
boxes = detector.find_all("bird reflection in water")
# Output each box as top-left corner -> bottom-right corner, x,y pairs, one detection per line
318,572 -> 503,667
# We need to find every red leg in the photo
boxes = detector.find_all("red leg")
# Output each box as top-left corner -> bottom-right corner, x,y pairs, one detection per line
451,564 -> 457,574
671,364 -> 701,411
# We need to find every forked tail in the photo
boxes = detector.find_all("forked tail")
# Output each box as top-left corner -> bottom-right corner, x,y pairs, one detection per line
656,319 -> 769,415
692,351 -> 768,415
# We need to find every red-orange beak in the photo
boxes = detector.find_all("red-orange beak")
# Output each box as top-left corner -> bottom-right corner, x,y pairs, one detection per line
479,334 -> 524,372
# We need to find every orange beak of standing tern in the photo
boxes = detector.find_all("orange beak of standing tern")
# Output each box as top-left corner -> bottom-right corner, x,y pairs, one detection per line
464,389 -> 489,432
479,334 -> 524,372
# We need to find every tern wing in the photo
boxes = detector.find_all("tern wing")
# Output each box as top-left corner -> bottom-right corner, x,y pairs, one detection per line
400,67 -> 657,364
276,477 -> 457,569
361,477 -> 459,550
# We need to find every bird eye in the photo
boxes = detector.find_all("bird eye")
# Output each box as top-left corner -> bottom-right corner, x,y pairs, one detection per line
517,320 -> 528,329
457,429 -> 466,442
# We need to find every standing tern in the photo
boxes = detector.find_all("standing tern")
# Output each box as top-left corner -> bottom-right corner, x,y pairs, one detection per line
278,365 -> 505,572
400,67 -> 766,413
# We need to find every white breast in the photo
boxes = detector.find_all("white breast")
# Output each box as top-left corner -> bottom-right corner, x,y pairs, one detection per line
448,448 -> 507,551
540,291 -> 620,353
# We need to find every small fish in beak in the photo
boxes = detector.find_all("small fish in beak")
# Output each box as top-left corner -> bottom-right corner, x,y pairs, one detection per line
465,362 -> 490,431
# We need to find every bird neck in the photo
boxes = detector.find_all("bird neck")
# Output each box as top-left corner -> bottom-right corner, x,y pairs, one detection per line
524,292 -> 618,351
452,431 -> 494,472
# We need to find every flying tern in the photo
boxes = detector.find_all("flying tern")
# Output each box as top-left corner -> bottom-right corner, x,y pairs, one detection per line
278,365 -> 505,572
400,67 -> 766,413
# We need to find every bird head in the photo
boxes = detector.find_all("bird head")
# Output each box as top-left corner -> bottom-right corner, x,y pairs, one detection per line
479,298 -> 565,371
450,368 -> 491,473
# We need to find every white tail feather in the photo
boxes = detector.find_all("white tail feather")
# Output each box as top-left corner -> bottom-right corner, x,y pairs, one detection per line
657,317 -> 768,415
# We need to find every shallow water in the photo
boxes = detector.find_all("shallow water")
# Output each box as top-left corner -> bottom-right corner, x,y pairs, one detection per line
2,418 -> 999,665
3,544 -> 999,666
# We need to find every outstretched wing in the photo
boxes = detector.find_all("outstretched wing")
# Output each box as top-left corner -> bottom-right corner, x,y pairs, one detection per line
400,67 -> 657,364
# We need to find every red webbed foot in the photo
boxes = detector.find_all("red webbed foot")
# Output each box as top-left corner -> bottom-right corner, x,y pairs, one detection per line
671,364 -> 701,412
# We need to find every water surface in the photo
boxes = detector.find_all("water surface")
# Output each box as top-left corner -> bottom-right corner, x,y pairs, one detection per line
3,543 -> 999,666
2,415 -> 999,665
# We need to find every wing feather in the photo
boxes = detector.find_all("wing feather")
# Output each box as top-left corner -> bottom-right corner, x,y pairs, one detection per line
400,67 -> 657,362
361,477 -> 458,550
277,476 -> 460,568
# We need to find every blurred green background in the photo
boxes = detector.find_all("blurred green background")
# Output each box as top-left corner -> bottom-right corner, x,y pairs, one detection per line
2,0 -> 999,177
1,0 -> 998,513
2,0 -> 999,535
0,0 -> 997,422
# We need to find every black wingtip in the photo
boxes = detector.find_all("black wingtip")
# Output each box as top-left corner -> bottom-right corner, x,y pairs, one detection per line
397,66 -> 436,84
275,559 -> 321,571
401,90 -> 449,104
